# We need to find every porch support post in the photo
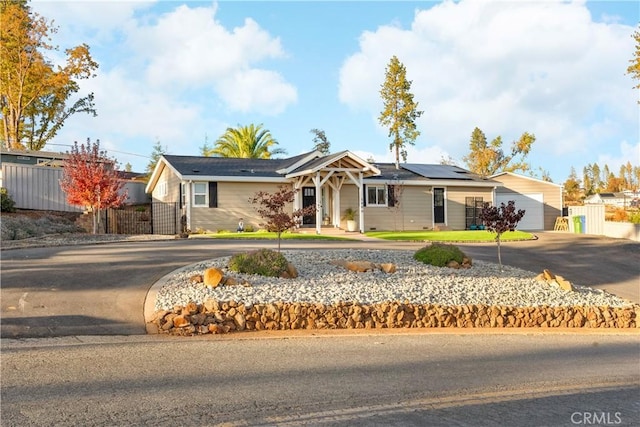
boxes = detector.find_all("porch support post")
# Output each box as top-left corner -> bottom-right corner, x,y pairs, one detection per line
315,171 -> 322,234
333,176 -> 340,228
185,181 -> 192,231
292,178 -> 301,211
358,172 -> 364,233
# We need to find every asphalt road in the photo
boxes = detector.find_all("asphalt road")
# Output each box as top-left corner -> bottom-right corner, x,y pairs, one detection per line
1,333 -> 638,426
1,232 -> 639,338
1,233 -> 639,426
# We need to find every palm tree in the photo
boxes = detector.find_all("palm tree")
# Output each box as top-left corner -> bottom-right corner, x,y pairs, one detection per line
206,124 -> 286,159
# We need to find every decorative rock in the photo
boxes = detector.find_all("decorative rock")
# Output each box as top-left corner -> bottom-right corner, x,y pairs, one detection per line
204,267 -> 224,288
189,274 -> 203,284
233,312 -> 246,331
543,269 -> 555,281
555,275 -> 574,292
204,299 -> 219,312
172,315 -> 190,328
446,260 -> 460,269
380,263 -> 397,273
223,276 -> 238,286
345,261 -> 378,272
286,263 -> 298,278
184,301 -> 199,315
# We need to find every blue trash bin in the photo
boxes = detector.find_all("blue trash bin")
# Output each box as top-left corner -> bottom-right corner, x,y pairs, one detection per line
579,215 -> 586,234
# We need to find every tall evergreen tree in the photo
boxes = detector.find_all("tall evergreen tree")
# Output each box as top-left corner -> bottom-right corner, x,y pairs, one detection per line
310,128 -> 330,155
146,139 -> 167,176
378,56 -> 423,169
627,26 -> 640,102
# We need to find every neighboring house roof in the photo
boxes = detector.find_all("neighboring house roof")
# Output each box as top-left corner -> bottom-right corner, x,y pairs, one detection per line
489,171 -> 562,188
0,149 -> 69,167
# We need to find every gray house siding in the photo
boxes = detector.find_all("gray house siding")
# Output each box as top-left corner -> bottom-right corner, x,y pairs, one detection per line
1,163 -> 81,212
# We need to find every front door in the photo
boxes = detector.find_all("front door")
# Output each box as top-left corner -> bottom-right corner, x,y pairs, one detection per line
433,188 -> 445,223
302,187 -> 316,225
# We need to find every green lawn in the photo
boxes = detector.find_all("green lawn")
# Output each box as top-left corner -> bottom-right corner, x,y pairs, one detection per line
364,230 -> 534,242
188,231 -> 350,241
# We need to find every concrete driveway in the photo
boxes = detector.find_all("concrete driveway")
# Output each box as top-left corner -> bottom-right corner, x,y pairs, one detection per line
1,232 -> 638,338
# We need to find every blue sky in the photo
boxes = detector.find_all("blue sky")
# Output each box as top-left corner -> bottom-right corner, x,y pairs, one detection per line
31,0 -> 639,183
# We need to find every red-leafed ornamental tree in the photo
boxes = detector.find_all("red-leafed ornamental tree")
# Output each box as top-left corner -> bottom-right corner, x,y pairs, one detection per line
480,200 -> 525,270
250,185 -> 316,251
60,138 -> 127,234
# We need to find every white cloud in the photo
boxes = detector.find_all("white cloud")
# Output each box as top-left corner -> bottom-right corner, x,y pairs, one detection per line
339,0 -> 637,167
31,1 -> 152,44
125,3 -> 297,113
596,141 -> 640,172
216,69 -> 297,115
34,1 -> 297,117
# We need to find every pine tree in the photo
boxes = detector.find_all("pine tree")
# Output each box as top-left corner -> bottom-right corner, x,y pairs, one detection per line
146,139 -> 167,176
310,128 -> 331,155
378,56 -> 423,168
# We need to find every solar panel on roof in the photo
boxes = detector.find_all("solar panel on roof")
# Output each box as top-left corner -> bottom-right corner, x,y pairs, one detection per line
402,164 -> 473,180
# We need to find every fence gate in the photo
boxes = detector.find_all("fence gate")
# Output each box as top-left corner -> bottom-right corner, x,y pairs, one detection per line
104,202 -> 179,235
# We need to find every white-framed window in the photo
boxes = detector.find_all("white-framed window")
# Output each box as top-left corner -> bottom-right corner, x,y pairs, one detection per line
158,182 -> 168,198
367,185 -> 387,206
193,182 -> 208,207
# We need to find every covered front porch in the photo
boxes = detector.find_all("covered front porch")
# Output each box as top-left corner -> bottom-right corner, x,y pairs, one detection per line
284,151 -> 380,234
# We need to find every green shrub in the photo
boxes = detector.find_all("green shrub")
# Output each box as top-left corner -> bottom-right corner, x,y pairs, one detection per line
1,187 -> 16,212
228,248 -> 289,277
628,212 -> 640,224
413,243 -> 466,267
244,225 -> 255,232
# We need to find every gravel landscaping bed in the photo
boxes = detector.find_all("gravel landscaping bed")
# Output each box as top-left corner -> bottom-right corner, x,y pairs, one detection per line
149,249 -> 638,334
154,249 -> 633,310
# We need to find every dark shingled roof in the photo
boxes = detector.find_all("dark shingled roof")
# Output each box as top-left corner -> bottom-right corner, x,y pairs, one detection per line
163,151 -> 317,178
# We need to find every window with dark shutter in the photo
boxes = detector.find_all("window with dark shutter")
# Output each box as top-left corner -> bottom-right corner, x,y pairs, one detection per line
388,185 -> 395,207
209,182 -> 218,208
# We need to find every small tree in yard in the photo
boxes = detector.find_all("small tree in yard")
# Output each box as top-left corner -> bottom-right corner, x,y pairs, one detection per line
387,179 -> 405,231
250,185 -> 316,251
480,200 -> 525,271
60,138 -> 127,234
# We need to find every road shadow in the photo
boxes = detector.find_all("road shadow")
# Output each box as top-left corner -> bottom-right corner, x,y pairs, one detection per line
0,314 -> 143,338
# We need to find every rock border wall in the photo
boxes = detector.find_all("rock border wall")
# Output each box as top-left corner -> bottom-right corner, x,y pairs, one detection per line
147,300 -> 640,336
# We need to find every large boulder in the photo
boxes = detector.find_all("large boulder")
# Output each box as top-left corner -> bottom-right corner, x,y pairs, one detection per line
204,267 -> 224,288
